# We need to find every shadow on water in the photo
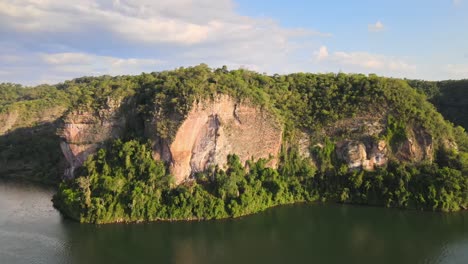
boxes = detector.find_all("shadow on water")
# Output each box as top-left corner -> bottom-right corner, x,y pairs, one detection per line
64,203 -> 468,264
1,177 -> 468,264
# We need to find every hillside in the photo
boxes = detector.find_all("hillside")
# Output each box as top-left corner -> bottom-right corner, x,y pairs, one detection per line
1,65 -> 467,223
407,79 -> 468,130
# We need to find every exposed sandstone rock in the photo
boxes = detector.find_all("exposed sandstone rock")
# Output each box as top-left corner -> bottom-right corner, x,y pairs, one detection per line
334,126 -> 434,171
58,95 -> 439,183
336,139 -> 388,170
336,141 -> 367,169
149,96 -> 283,184
297,132 -> 312,159
0,110 -> 19,135
59,98 -> 127,178
395,128 -> 433,162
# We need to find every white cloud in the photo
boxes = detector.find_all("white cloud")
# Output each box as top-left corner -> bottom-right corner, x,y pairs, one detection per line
0,0 -> 327,46
0,0 -> 332,84
368,21 -> 385,32
0,1 -> 459,83
314,47 -> 416,77
453,0 -> 462,6
40,52 -> 164,75
0,50 -> 165,85
41,53 -> 94,65
315,46 -> 329,61
333,51 -> 415,71
445,64 -> 468,79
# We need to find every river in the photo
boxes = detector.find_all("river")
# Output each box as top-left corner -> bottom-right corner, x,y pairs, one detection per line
1,179 -> 468,264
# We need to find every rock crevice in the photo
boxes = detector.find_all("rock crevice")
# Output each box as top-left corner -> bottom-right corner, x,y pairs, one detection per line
151,96 -> 283,184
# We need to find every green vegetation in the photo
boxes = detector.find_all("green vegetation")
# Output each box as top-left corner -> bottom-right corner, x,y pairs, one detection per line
0,83 -> 69,184
0,122 -> 65,184
0,83 -> 69,124
53,140 -> 316,223
407,79 -> 468,130
1,65 -> 468,221
0,77 -> 138,183
54,139 -> 467,224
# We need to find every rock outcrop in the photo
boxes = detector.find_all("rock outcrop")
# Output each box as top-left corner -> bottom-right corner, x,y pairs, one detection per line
59,98 -> 128,178
0,110 -> 19,135
59,96 -> 283,183
395,128 -> 433,162
336,140 -> 388,170
58,96 -> 436,182
319,115 -> 433,171
148,96 -> 283,184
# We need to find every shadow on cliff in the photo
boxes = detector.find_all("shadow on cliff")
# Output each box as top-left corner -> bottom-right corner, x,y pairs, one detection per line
0,119 -> 66,185
433,84 -> 468,130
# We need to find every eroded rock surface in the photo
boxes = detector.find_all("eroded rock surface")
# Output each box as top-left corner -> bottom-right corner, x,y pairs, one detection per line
59,98 -> 127,178
336,139 -> 388,170
150,96 -> 283,184
395,128 -> 433,162
0,110 -> 19,135
58,95 -> 438,183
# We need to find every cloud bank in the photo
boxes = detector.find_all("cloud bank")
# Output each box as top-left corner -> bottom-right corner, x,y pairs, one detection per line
0,0 -> 463,84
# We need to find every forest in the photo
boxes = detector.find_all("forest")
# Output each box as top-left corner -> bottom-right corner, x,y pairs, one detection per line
53,139 -> 467,224
1,65 -> 468,223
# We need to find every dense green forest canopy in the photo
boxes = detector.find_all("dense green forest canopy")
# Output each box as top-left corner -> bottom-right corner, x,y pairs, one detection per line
1,65 -> 467,222
406,79 -> 468,130
2,65 -> 467,141
1,66 -> 466,131
54,139 -> 467,224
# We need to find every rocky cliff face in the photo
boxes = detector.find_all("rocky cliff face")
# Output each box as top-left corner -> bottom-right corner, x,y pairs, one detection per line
59,98 -> 128,178
311,115 -> 434,171
58,96 -> 437,182
147,96 -> 283,184
394,128 -> 433,162
336,140 -> 388,170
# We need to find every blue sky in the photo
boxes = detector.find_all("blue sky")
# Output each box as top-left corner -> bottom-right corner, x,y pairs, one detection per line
0,0 -> 467,85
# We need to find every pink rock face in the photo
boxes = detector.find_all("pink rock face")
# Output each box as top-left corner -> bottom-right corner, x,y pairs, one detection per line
154,96 -> 283,184
395,128 -> 433,162
59,108 -> 126,178
60,141 -> 98,178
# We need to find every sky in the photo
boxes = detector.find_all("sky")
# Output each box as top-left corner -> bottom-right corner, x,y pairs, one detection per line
0,0 -> 467,85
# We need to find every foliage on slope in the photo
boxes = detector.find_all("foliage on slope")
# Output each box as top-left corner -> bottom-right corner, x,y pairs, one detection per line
0,83 -> 69,183
54,140 -> 467,224
407,79 -> 468,131
2,65 -> 468,215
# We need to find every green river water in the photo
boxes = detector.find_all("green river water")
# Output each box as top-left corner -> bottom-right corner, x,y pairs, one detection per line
1,179 -> 467,264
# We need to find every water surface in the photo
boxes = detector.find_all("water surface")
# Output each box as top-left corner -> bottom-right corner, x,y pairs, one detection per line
1,179 -> 467,264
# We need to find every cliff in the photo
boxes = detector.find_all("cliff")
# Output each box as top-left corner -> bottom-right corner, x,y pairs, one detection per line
147,96 -> 282,184
314,115 -> 435,171
59,95 -> 437,184
3,67 -> 468,222
47,67 -> 468,223
59,98 -> 128,178
59,95 -> 283,184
